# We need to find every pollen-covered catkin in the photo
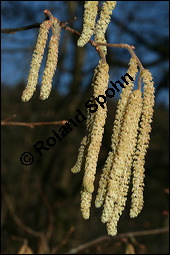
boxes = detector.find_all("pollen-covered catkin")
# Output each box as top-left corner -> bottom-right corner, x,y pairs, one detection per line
111,57 -> 138,154
105,89 -> 143,236
71,108 -> 95,174
80,190 -> 92,219
77,1 -> 98,47
82,61 -> 109,194
95,57 -> 138,208
71,136 -> 87,173
40,19 -> 61,100
95,151 -> 113,208
130,69 -> 155,218
95,1 -> 117,55
80,61 -> 109,219
101,89 -> 142,225
21,20 -> 51,102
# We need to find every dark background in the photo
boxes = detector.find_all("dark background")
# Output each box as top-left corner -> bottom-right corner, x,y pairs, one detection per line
1,1 -> 169,254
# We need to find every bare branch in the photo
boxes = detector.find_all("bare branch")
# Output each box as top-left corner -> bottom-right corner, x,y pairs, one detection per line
1,10 -> 143,66
64,227 -> 169,254
1,23 -> 41,34
96,42 -> 144,70
3,192 -> 42,237
1,120 -> 68,128
51,226 -> 75,254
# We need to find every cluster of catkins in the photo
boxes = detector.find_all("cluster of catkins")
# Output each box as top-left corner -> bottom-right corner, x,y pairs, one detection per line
21,1 -> 155,236
21,12 -> 61,102
71,1 -> 155,236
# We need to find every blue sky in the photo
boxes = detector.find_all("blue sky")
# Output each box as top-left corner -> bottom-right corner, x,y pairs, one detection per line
1,1 -> 169,107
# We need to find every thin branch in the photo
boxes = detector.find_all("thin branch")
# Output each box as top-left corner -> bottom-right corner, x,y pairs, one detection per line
1,9 -> 146,89
1,11 -> 142,65
3,190 -> 50,253
1,23 -> 41,34
1,120 -> 67,128
36,185 -> 54,241
64,227 -> 169,254
95,42 -> 144,89
3,192 -> 43,237
60,22 -> 106,62
96,42 -> 144,70
51,226 -> 75,254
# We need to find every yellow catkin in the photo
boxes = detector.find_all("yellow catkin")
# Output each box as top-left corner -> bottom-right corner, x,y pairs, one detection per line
95,57 -> 138,208
111,57 -> 138,153
82,61 -> 109,193
71,136 -> 87,173
80,190 -> 92,219
40,18 -> 61,100
71,107 -> 95,174
106,89 -> 143,236
80,61 -> 109,219
130,69 -> 155,218
21,20 -> 51,102
94,1 -> 117,55
77,1 -> 98,47
95,151 -> 113,208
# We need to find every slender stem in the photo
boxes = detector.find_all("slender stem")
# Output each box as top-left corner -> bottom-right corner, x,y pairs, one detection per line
1,23 -> 41,34
1,10 -> 144,82
1,120 -> 67,128
60,22 -> 106,63
65,227 -> 169,254
3,192 -> 43,237
96,42 -> 144,69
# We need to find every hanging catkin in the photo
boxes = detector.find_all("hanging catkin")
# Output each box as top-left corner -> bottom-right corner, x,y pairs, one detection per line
105,89 -> 143,235
71,108 -> 95,174
94,1 -> 117,55
21,20 -> 51,102
95,57 -> 138,208
20,4 -> 155,237
77,1 -> 98,47
130,69 -> 155,218
82,61 -> 109,194
40,18 -> 61,100
75,60 -> 110,219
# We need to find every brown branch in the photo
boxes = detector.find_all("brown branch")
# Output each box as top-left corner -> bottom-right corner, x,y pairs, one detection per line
95,42 -> 144,89
96,42 -> 144,70
1,120 -> 67,128
60,22 -> 106,62
51,226 -> 75,254
3,192 -> 43,237
1,10 -> 145,84
64,227 -> 169,254
36,185 -> 54,241
3,190 -> 50,253
2,10 -> 141,65
1,23 -> 41,34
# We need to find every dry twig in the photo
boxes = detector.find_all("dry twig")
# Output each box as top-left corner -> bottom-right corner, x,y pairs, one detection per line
64,227 -> 169,254
1,120 -> 67,128
51,226 -> 75,254
1,12 -> 142,67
